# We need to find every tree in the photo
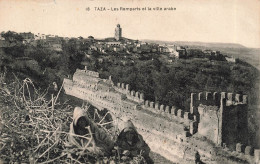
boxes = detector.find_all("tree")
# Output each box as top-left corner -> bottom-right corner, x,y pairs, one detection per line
1,31 -> 23,42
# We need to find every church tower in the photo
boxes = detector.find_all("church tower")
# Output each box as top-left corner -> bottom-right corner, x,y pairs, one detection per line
114,24 -> 122,41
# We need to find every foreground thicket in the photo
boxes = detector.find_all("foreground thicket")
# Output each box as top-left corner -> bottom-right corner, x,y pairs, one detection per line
0,75 -> 147,163
0,76 -> 76,163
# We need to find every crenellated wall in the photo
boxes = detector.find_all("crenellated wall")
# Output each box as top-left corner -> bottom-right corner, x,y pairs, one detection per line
114,82 -> 144,104
190,91 -> 248,149
142,100 -> 192,127
63,68 -> 255,163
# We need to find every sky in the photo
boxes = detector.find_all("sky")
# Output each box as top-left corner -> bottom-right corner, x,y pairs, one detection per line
0,0 -> 259,48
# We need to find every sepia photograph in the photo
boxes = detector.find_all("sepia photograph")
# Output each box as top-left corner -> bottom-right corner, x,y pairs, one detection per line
0,0 -> 259,163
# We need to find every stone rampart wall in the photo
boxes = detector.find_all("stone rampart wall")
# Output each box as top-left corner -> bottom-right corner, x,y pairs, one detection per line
63,69 -> 255,163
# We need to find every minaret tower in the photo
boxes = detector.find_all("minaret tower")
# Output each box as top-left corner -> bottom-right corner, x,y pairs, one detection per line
114,24 -> 122,41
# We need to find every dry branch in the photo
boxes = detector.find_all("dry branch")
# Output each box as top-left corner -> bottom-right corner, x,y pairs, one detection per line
0,75 -> 146,164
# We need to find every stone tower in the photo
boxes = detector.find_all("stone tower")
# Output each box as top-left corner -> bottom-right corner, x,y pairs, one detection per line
190,92 -> 248,149
115,24 -> 122,41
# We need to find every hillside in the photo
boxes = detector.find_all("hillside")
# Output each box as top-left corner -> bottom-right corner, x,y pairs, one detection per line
143,40 -> 260,70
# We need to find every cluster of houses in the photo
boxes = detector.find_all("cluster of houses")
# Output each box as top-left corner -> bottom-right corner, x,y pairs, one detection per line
92,40 -> 158,54
0,24 -> 189,58
0,32 -> 63,52
90,39 -> 188,58
89,24 -> 188,57
36,34 -> 63,51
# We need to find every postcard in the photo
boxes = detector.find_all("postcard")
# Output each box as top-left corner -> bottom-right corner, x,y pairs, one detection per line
0,0 -> 259,163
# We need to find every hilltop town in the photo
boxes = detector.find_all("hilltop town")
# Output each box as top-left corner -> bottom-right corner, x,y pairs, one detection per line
0,24 -> 236,61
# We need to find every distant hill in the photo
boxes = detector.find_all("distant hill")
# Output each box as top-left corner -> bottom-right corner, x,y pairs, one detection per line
142,40 -> 247,49
174,41 -> 247,49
